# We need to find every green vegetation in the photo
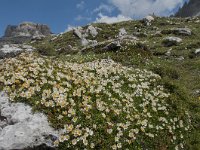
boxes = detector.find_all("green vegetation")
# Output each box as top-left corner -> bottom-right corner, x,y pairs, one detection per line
1,16 -> 200,149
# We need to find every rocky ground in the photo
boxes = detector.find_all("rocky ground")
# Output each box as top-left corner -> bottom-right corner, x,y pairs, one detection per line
0,16 -> 200,150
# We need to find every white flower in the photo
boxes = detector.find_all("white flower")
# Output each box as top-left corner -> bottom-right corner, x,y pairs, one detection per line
107,129 -> 113,134
90,143 -> 95,149
72,139 -> 77,145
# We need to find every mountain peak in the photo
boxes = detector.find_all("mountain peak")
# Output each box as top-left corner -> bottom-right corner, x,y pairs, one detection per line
4,22 -> 51,38
175,0 -> 200,17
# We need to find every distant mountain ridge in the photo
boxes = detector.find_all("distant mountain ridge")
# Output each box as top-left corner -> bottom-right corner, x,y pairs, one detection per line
0,22 -> 51,46
175,0 -> 200,17
4,22 -> 51,38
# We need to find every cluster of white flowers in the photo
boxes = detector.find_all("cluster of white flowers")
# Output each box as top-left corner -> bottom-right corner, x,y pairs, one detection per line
0,52 -> 190,149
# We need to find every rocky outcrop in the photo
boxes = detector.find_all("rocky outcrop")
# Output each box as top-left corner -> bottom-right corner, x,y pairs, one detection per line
118,28 -> 127,37
4,22 -> 51,38
0,92 -> 59,150
0,44 -> 35,59
0,22 -> 51,46
102,41 -> 121,52
163,37 -> 182,47
73,25 -> 99,46
172,28 -> 192,36
142,16 -> 155,26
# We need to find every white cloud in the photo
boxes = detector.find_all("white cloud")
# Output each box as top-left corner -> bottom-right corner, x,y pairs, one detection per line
109,0 -> 186,18
76,1 -> 85,9
75,15 -> 91,21
95,13 -> 132,24
65,25 -> 75,32
93,4 -> 114,14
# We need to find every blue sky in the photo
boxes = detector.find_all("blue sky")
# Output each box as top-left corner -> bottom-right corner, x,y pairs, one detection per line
0,0 -> 187,36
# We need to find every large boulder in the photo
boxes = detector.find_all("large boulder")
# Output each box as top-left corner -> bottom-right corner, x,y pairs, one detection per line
0,44 -> 35,59
102,41 -> 121,52
143,16 -> 155,26
73,27 -> 84,39
73,25 -> 99,46
188,47 -> 200,58
172,28 -> 192,36
194,48 -> 200,56
86,25 -> 98,37
0,92 -> 59,150
163,37 -> 182,47
118,28 -> 127,37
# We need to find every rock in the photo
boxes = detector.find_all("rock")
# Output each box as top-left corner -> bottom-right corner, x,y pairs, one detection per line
73,26 -> 99,47
165,49 -> 172,56
81,38 -> 89,46
195,49 -> 200,55
194,89 -> 200,95
0,44 -> 22,54
163,37 -> 182,47
4,22 -> 51,38
152,31 -> 162,37
162,28 -> 192,36
67,45 -> 73,50
72,25 -> 100,48
0,22 -> 51,46
119,35 -> 138,41
0,92 -> 59,150
86,25 -> 98,37
88,40 -> 98,47
0,36 -> 32,46
176,56 -> 185,61
0,44 -> 35,59
32,35 -> 46,40
21,45 -> 35,51
81,38 -> 98,47
73,27 -> 84,39
57,45 -> 78,54
102,41 -> 121,52
191,48 -> 200,57
50,36 -> 58,42
119,28 -> 127,37
172,28 -> 192,36
143,15 -> 155,26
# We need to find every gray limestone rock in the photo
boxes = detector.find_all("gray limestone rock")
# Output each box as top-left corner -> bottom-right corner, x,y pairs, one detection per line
4,22 -> 51,38
195,48 -> 200,55
143,16 -> 155,26
0,44 -> 35,59
0,92 -> 59,150
102,41 -> 121,52
118,28 -> 127,37
73,27 -> 84,39
87,25 -> 98,37
172,28 -> 192,36
163,37 -> 182,47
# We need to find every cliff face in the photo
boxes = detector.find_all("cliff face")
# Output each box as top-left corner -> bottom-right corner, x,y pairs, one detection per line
0,22 -> 51,46
175,0 -> 200,17
4,22 -> 51,38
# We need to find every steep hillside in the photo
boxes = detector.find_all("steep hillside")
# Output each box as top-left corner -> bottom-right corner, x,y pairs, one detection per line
0,16 -> 200,150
